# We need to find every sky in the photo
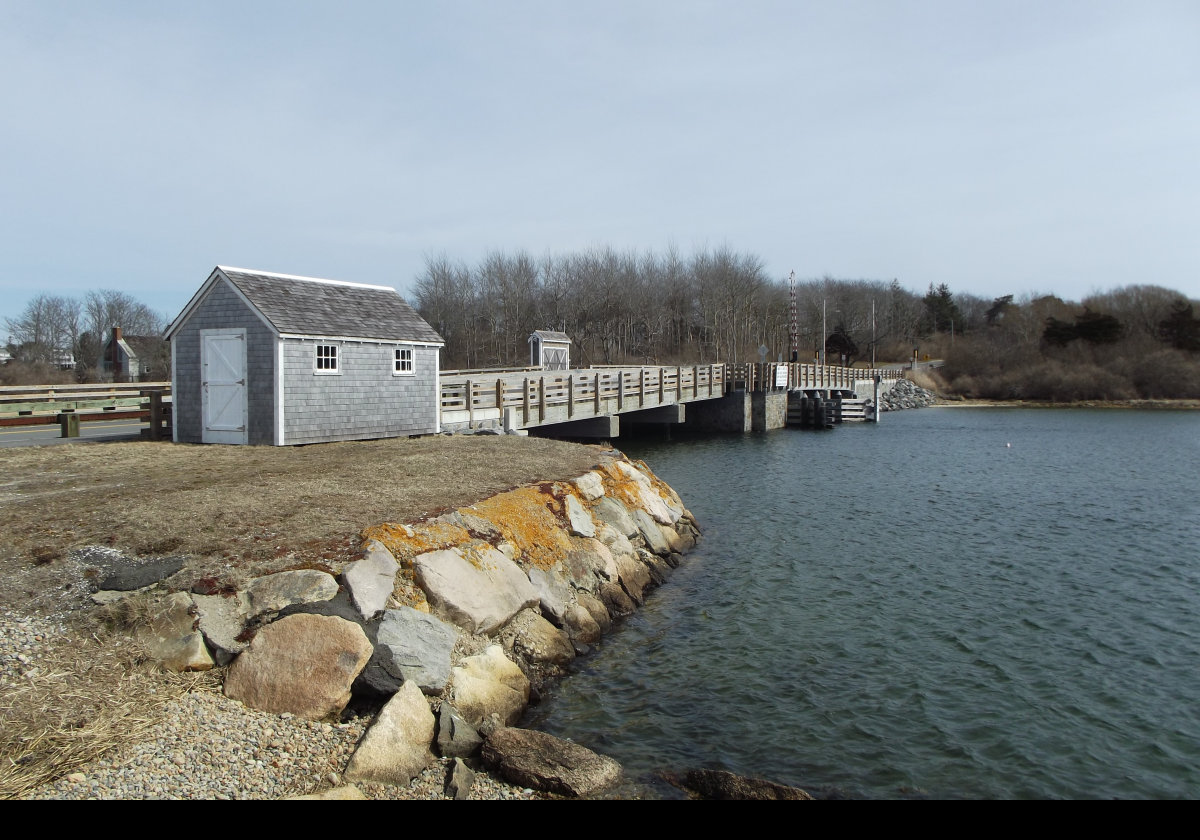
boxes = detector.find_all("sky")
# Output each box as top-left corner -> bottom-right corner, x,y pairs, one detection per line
2,0 -> 1198,335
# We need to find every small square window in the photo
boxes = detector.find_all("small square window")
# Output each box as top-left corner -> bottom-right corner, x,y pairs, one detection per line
394,346 -> 414,375
315,344 -> 339,373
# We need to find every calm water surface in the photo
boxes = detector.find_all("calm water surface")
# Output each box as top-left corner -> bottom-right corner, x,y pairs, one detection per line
522,408 -> 1200,798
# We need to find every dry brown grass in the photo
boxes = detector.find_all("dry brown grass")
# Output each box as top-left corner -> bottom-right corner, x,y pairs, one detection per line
0,624 -> 224,799
0,435 -> 606,613
0,434 -> 606,797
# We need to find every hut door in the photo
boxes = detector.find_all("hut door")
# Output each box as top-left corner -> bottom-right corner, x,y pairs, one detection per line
201,329 -> 248,444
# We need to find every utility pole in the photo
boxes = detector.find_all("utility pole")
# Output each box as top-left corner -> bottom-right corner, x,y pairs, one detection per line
788,270 -> 798,363
821,298 -> 826,366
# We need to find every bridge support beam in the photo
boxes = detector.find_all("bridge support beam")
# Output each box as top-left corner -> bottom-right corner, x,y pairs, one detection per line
623,403 -> 686,425
530,414 -> 619,440
686,392 -> 751,432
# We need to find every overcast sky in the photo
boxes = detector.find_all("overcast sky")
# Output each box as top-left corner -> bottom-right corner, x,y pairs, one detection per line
2,0 -> 1198,334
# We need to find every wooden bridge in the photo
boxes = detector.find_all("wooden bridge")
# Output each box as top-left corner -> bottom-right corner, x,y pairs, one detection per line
440,362 -> 905,436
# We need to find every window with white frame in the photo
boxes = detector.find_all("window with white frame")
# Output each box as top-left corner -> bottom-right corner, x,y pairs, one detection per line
393,346 -> 414,375
315,343 -> 339,373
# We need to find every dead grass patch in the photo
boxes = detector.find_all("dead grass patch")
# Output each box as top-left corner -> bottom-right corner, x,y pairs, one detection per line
0,623 -> 222,799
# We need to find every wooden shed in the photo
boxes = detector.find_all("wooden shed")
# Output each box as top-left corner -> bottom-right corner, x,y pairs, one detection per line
528,330 -> 571,371
166,266 -> 444,445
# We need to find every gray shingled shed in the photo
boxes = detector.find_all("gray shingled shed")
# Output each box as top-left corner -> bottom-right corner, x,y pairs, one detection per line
166,266 -> 444,445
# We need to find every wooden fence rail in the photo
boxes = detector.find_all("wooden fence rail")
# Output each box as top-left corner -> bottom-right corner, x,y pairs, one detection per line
440,364 -> 727,427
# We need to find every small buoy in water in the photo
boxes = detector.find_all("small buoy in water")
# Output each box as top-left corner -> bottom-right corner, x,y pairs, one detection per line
1006,442 -> 1011,448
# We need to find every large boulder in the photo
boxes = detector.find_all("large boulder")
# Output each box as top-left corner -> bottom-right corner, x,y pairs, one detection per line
375,606 -> 457,694
413,545 -> 539,635
343,540 -> 400,619
511,612 -> 575,667
527,565 -> 572,624
344,680 -> 436,786
245,569 -> 338,617
591,496 -> 637,538
571,471 -> 605,501
481,728 -> 622,797
135,591 -> 214,672
563,494 -> 596,538
224,614 -> 372,720
191,591 -> 251,664
451,645 -> 530,727
611,461 -> 678,524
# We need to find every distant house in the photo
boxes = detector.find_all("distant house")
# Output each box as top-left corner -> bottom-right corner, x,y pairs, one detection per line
166,266 -> 444,445
98,327 -> 168,382
528,330 -> 571,371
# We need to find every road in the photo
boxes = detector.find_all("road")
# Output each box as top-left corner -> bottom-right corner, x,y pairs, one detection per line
0,418 -> 149,448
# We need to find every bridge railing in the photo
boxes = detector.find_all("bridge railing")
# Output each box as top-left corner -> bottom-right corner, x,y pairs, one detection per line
440,364 -> 727,427
729,363 -> 906,392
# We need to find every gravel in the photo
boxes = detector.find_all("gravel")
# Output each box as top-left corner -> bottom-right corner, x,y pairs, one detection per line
2,610 -> 546,800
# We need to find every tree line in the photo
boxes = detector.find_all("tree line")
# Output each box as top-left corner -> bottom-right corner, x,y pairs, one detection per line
414,246 -> 960,370
2,291 -> 169,384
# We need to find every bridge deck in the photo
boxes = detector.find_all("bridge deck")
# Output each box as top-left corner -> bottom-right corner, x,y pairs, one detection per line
440,362 -> 904,432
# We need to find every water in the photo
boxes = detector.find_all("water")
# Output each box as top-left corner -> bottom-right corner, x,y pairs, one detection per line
522,408 -> 1200,798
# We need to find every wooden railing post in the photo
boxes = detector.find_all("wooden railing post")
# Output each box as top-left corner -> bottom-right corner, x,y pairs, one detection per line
618,372 -> 624,410
539,376 -> 546,422
595,372 -> 602,414
466,379 -> 474,427
567,374 -> 574,418
523,377 -> 530,425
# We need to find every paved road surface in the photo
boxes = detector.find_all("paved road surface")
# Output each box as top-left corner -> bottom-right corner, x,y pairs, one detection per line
0,418 -> 148,448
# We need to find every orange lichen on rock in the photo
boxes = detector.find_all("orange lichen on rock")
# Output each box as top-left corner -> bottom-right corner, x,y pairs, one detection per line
594,460 -> 666,516
467,486 -> 575,571
361,520 -> 471,567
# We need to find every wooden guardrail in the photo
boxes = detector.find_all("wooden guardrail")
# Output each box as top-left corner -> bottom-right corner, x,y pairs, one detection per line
729,362 -> 905,392
0,381 -> 171,405
440,364 -> 727,428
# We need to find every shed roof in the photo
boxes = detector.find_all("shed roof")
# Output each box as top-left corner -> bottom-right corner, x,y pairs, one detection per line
168,267 -> 443,344
529,330 -> 571,344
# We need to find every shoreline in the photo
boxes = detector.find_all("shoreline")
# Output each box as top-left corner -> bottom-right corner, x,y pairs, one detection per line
931,397 -> 1200,410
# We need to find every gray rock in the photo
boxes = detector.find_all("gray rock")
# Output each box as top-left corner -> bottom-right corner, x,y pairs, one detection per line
481,728 -> 622,797
575,592 -> 612,635
134,591 -> 214,672
376,606 -> 457,693
632,508 -> 671,556
613,551 -> 652,605
564,539 -> 618,586
527,565 -> 571,624
245,569 -> 338,617
343,540 -> 399,619
562,602 -> 602,645
413,546 -> 540,636
345,680 -> 436,786
563,493 -> 596,538
512,612 -> 575,667
598,580 -> 635,617
437,702 -> 483,758
98,555 -> 186,591
191,591 -> 251,663
591,496 -> 637,538
446,758 -> 476,800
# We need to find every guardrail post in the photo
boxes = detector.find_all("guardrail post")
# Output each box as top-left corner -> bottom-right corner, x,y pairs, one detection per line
523,377 -> 530,425
595,372 -> 601,414
567,374 -> 574,418
59,411 -> 79,438
539,376 -> 546,422
618,372 -> 624,411
466,379 -> 474,427
639,368 -> 646,407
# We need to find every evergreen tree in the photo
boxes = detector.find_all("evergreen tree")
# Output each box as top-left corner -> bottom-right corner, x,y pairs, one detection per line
1158,300 -> 1200,352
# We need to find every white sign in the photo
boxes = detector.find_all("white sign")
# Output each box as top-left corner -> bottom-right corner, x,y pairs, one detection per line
775,366 -> 789,387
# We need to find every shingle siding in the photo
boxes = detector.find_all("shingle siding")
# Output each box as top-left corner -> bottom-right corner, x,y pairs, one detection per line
170,281 -> 276,444
282,341 -> 438,445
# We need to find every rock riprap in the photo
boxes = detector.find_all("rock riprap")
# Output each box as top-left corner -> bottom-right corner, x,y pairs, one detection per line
61,450 -> 703,798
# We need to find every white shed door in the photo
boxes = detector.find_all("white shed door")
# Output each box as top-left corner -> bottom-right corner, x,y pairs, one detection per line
201,329 -> 248,444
